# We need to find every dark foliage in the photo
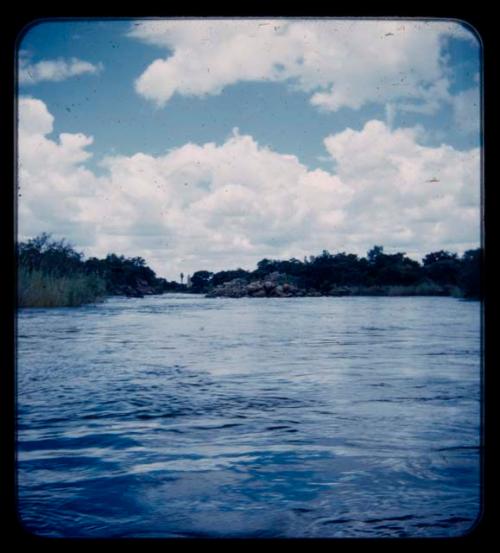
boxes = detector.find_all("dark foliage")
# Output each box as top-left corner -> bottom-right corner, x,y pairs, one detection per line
190,271 -> 215,293
84,254 -> 161,295
17,234 -> 182,303
457,249 -> 482,299
422,250 -> 461,286
189,245 -> 482,299
18,234 -> 482,303
18,233 -> 83,277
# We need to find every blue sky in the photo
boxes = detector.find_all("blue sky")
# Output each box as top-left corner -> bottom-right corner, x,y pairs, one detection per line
17,18 -> 481,279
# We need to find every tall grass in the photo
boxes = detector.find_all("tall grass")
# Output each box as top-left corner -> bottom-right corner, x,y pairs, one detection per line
18,268 -> 106,307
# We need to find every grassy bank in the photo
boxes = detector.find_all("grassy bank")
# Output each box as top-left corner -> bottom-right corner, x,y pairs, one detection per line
18,268 -> 106,308
17,233 -> 174,307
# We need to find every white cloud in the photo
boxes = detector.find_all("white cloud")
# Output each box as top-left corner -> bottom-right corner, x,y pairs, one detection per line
18,97 -> 97,243
19,57 -> 103,84
129,19 -> 477,114
18,96 -> 54,135
18,98 -> 480,280
323,120 -> 480,254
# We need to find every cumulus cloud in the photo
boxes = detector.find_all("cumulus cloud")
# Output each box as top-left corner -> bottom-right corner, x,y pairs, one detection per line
18,96 -> 54,135
19,57 -> 103,84
18,97 -> 97,242
323,120 -> 480,254
128,19 -> 476,114
18,98 -> 480,279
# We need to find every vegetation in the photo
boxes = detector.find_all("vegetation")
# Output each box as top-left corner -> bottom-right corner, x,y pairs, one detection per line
17,233 -> 178,307
18,267 -> 106,308
190,246 -> 482,300
18,234 -> 482,307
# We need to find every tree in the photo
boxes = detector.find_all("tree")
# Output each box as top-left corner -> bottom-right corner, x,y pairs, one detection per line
423,250 -> 458,266
190,271 -> 214,293
422,250 -> 461,286
367,245 -> 384,264
18,233 -> 83,276
458,249 -> 482,299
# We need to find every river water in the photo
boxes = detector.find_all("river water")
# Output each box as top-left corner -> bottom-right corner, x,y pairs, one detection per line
17,295 -> 482,538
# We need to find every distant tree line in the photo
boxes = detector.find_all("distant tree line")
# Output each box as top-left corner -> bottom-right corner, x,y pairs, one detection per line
188,246 -> 482,299
17,233 -> 482,307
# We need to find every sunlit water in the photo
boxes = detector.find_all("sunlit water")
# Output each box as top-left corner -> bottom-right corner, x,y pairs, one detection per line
17,295 -> 482,538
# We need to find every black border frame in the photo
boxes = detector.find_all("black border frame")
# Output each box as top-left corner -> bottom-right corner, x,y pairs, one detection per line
2,9 -> 497,547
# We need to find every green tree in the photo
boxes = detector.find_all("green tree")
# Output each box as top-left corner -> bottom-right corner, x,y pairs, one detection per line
458,249 -> 482,299
190,271 -> 214,293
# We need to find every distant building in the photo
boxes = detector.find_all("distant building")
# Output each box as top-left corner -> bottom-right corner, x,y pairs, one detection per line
186,274 -> 192,288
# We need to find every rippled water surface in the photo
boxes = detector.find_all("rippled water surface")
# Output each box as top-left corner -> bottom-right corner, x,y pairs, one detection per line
17,295 -> 481,538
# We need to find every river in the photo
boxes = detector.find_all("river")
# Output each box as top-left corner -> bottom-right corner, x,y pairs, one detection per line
16,294 -> 482,538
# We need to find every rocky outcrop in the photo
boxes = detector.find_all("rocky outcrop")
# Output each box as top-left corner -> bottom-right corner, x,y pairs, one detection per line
206,272 -> 307,298
205,273 -> 416,298
206,278 -> 248,298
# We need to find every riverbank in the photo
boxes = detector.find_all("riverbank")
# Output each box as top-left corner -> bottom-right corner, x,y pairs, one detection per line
205,272 -> 464,299
191,247 -> 481,300
17,269 -> 107,308
18,234 -> 482,306
17,234 -> 179,307
17,268 -> 170,307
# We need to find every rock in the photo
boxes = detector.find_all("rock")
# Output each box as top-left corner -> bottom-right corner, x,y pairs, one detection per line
267,271 -> 282,282
247,282 -> 263,294
206,273 -> 320,298
206,278 -> 248,298
251,289 -> 267,297
263,280 -> 275,291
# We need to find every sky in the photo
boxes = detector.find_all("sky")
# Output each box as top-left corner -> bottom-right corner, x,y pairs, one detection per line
17,18 -> 482,280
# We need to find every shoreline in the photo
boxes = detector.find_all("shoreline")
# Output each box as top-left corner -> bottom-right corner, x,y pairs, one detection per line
18,235 -> 482,307
17,289 -> 480,309
202,277 -> 475,300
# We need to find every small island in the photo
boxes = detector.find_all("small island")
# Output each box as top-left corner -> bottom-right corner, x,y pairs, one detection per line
18,233 -> 481,308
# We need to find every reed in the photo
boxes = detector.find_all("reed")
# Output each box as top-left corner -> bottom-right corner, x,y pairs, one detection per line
18,268 -> 106,307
